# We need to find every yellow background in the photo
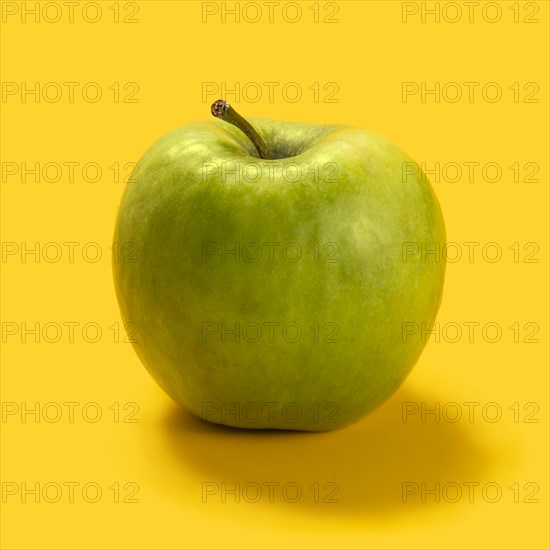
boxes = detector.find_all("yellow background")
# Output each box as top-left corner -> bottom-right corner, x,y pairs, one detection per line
1,1 -> 548,548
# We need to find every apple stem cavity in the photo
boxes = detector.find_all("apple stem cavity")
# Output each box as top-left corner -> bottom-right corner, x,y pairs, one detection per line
211,99 -> 271,160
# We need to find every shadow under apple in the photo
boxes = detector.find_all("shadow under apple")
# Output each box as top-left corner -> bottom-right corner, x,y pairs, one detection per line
147,381 -> 497,518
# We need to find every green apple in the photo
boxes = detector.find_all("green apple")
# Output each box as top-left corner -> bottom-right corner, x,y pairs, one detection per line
112,100 -> 445,431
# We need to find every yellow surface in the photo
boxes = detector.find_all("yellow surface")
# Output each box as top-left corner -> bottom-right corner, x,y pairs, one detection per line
1,1 -> 548,548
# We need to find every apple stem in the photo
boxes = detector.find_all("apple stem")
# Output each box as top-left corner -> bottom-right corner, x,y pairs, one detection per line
211,99 -> 271,160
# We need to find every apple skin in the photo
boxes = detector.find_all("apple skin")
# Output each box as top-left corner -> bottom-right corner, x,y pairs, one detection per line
113,117 -> 446,431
